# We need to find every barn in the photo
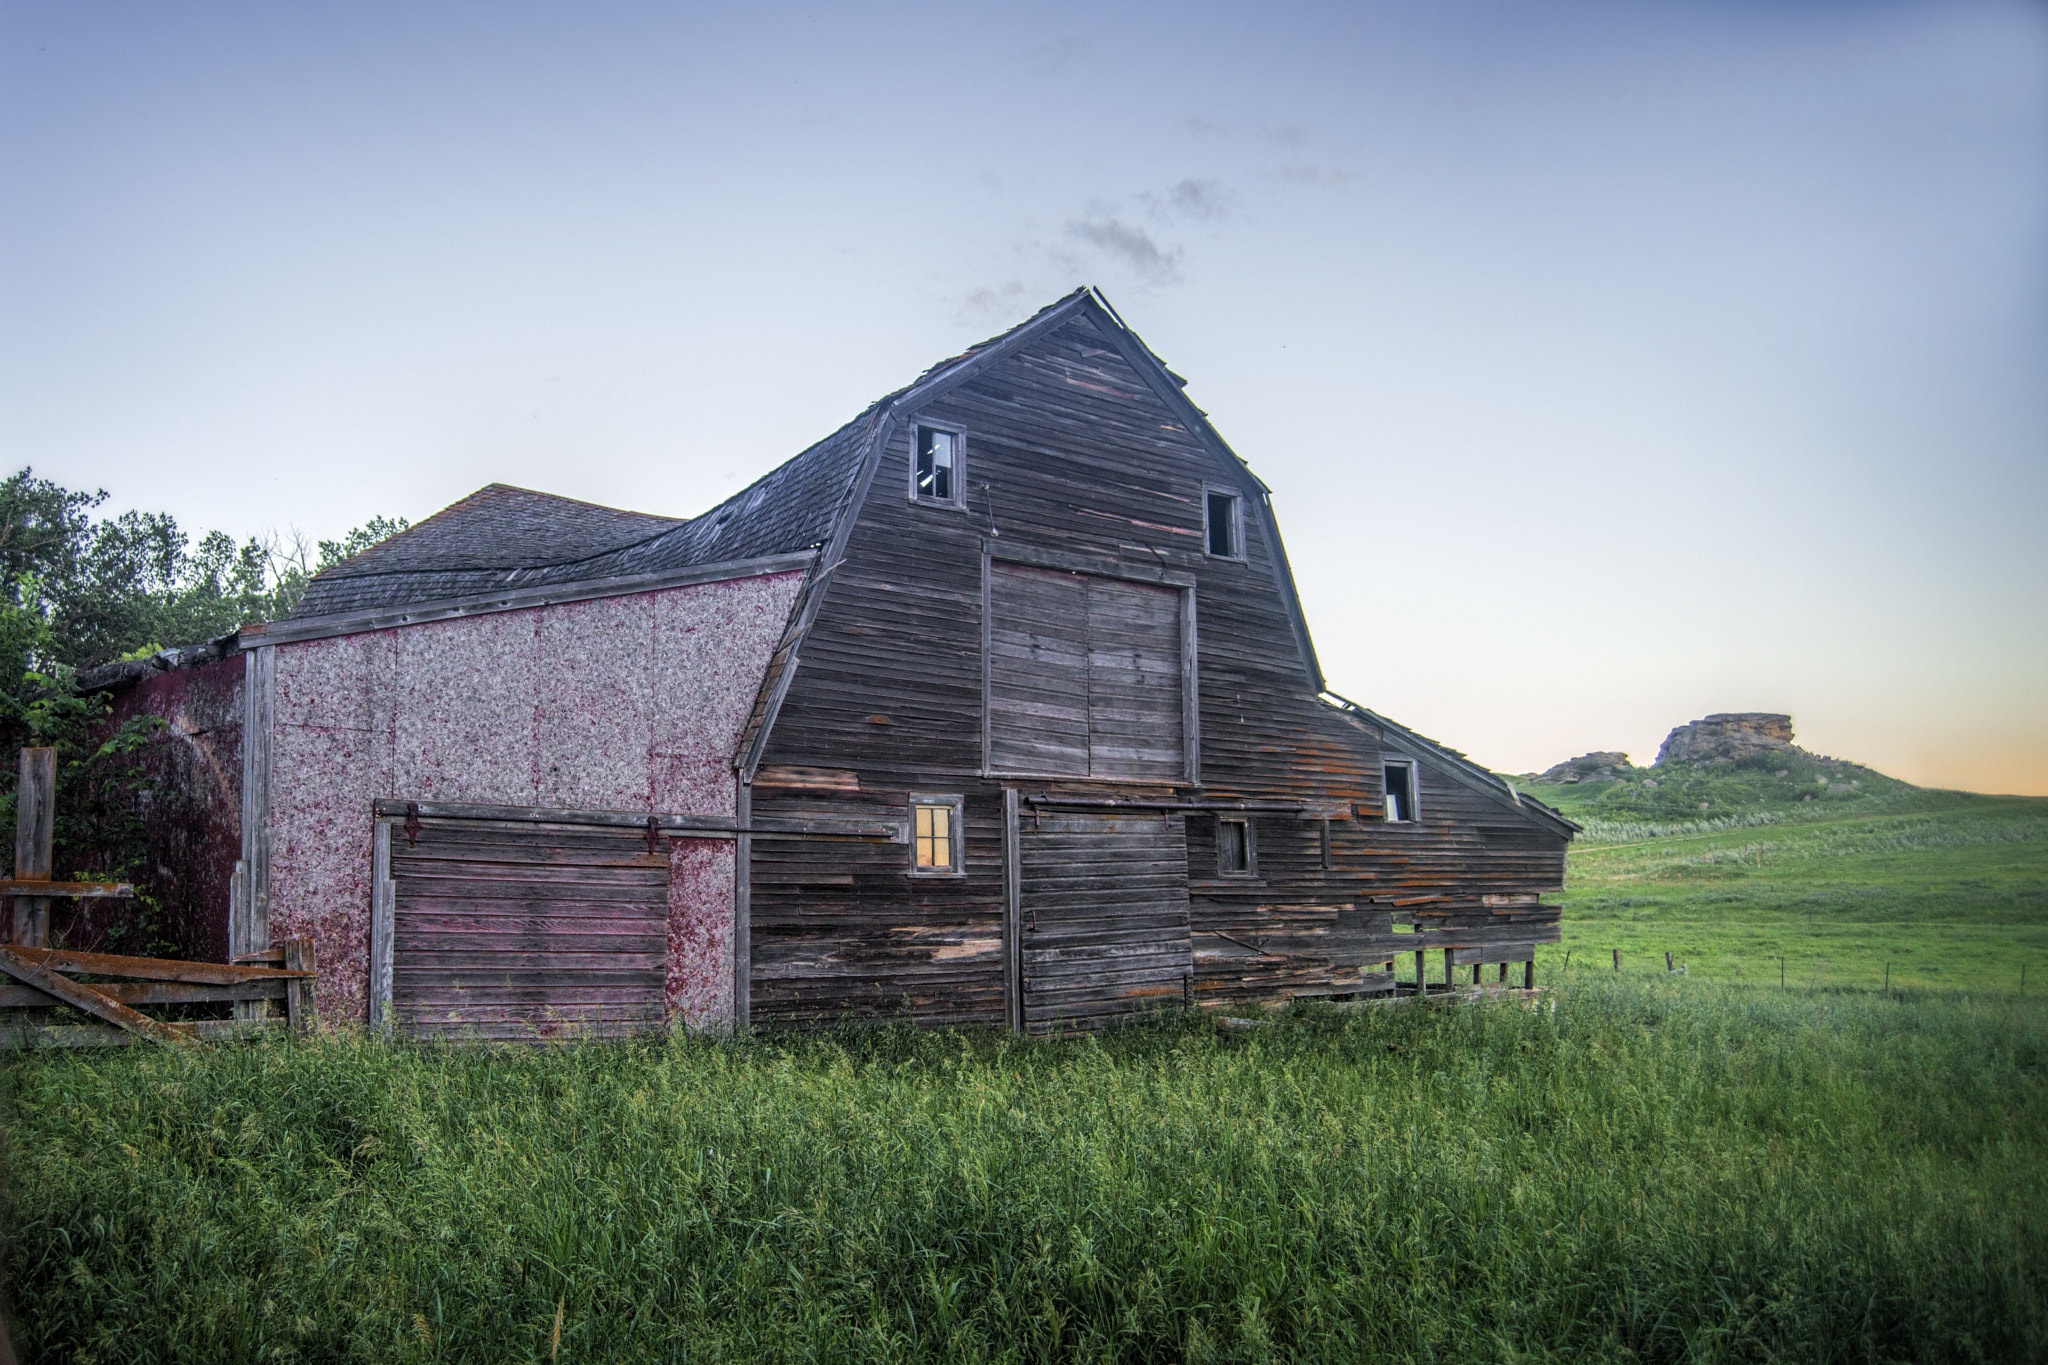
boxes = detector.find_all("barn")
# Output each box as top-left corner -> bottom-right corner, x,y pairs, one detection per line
82,289 -> 1576,1036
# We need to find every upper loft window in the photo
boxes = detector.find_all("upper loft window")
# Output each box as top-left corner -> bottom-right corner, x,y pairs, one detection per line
1205,488 -> 1243,559
914,425 -> 962,505
1383,761 -> 1418,823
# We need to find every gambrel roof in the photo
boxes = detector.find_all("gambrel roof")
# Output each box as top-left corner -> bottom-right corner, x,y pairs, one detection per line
277,290 -> 1573,831
294,294 -> 1107,622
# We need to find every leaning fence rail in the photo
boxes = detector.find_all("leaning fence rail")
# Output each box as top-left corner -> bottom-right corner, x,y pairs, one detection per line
0,939 -> 316,1048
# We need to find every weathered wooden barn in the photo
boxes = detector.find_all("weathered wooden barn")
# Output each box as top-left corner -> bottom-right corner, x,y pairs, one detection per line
81,290 -> 1575,1036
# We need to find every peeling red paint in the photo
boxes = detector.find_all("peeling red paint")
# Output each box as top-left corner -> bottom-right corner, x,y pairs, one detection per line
265,570 -> 803,1024
666,837 -> 733,1028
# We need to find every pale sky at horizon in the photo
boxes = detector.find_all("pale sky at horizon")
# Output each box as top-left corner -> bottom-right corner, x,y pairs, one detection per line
5,1 -> 2044,793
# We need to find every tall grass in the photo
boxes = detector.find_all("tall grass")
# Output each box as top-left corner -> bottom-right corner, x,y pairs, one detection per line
5,981 -> 2045,1363
1574,810 -> 1791,844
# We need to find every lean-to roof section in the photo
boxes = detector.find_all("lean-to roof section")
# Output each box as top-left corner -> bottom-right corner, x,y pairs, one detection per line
293,411 -> 878,620
1321,692 -> 1580,838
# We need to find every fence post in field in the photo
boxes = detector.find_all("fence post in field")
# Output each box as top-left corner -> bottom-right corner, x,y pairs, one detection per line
12,748 -> 55,948
1665,951 -> 1675,973
283,938 -> 316,1034
1612,948 -> 1620,972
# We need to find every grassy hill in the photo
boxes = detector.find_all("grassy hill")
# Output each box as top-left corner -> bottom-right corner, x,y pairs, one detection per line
1520,744 -> 1914,828
1518,760 -> 2048,996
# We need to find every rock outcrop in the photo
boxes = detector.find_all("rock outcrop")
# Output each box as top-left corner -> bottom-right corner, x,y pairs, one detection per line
1537,751 -> 1633,784
1654,713 -> 1795,766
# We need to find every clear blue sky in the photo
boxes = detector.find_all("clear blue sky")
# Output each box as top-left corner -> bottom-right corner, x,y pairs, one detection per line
4,0 -> 2044,792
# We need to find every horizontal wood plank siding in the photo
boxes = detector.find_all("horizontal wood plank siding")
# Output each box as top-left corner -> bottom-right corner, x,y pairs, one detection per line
1020,813 -> 1191,1032
750,310 -> 1570,1027
389,817 -> 666,1039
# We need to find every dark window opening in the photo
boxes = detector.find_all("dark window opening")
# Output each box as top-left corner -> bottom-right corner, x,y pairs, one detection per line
1383,763 -> 1417,823
1218,817 -> 1252,876
1206,490 -> 1239,557
916,426 -> 958,502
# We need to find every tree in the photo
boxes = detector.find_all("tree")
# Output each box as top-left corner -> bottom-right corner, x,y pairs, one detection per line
0,467 -> 407,674
0,468 -> 408,954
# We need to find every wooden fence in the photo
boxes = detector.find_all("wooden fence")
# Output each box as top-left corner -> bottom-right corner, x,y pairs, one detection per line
0,939 -> 315,1048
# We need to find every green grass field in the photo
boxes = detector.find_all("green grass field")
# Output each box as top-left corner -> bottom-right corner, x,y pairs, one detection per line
1522,778 -> 2048,997
5,980 -> 2046,1363
5,774 -> 2044,1362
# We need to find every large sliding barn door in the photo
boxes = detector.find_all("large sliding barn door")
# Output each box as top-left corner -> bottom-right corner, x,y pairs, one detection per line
386,817 -> 667,1039
1017,812 -> 1193,1032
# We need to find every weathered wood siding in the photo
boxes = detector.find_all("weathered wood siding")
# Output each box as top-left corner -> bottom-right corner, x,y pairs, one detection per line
751,311 -> 1566,1027
987,564 -> 1184,781
1019,812 -> 1192,1031
388,816 -> 667,1039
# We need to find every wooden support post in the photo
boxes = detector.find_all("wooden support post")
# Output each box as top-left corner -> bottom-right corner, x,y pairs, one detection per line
1414,948 -> 1425,995
1003,788 -> 1022,1032
282,938 -> 315,1034
733,778 -> 750,1036
1471,963 -> 1481,985
12,748 -> 54,947
1498,962 -> 1508,984
368,822 -> 394,1032
1523,958 -> 1534,990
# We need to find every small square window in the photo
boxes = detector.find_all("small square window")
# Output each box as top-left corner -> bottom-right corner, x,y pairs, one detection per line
1205,489 -> 1242,558
910,795 -> 963,875
1217,816 -> 1254,876
915,426 -> 961,504
1383,762 -> 1417,823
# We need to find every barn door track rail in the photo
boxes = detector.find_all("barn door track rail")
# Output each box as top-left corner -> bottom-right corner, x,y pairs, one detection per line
370,799 -> 906,842
0,940 -> 317,1049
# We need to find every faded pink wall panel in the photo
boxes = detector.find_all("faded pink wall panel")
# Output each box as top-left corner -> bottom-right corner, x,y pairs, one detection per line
536,594 -> 656,812
264,568 -> 805,1024
275,628 -> 396,732
666,837 -> 733,1028
266,721 -> 390,1023
392,611 -> 542,806
650,570 -> 803,816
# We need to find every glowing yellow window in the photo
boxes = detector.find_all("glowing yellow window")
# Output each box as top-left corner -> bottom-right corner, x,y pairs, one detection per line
911,797 -> 961,875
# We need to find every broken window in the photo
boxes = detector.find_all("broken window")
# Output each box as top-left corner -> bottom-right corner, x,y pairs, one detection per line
910,795 -> 963,875
914,426 -> 961,504
1205,488 -> 1242,558
1383,761 -> 1417,823
1217,816 -> 1254,876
